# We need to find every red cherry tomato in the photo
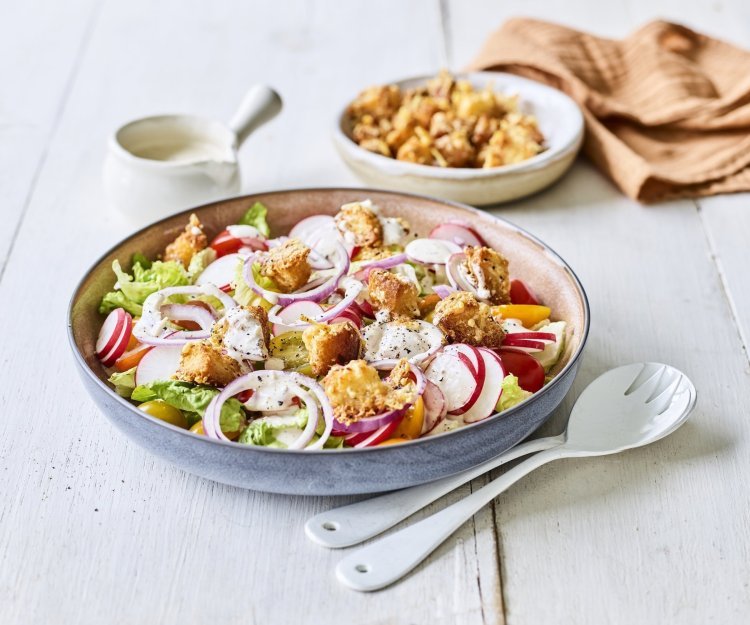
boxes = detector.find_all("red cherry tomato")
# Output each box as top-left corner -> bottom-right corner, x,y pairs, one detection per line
498,349 -> 545,393
210,230 -> 244,257
510,279 -> 541,306
236,389 -> 254,403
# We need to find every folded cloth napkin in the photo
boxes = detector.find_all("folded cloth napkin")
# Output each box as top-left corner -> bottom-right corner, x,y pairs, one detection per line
468,18 -> 750,202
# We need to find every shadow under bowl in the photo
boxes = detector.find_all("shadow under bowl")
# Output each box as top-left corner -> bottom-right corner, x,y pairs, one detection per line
68,188 -> 589,495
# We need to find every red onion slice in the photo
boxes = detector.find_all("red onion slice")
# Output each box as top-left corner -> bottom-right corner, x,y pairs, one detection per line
432,284 -> 457,299
446,252 -> 476,294
266,279 -> 364,330
333,406 -> 409,434
242,241 -> 349,307
133,284 -> 236,346
352,253 -> 408,281
203,370 -> 331,449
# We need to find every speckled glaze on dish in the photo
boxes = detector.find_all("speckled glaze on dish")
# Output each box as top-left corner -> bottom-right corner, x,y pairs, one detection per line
68,189 -> 589,495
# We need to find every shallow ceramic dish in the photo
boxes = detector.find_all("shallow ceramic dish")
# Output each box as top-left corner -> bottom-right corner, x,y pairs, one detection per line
68,189 -> 589,495
333,72 -> 584,206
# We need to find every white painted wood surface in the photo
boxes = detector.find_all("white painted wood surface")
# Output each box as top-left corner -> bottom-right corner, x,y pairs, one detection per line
1,1 -> 748,624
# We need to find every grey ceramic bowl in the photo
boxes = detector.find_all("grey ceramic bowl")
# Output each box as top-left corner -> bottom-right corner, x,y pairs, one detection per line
68,188 -> 589,496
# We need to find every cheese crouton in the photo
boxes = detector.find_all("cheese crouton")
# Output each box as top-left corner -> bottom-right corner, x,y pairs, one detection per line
433,291 -> 505,348
258,239 -> 311,293
302,321 -> 363,376
334,201 -> 383,248
368,269 -> 420,318
163,214 -> 208,268
322,359 -> 413,423
174,340 -> 242,387
211,305 -> 271,361
463,246 -> 511,305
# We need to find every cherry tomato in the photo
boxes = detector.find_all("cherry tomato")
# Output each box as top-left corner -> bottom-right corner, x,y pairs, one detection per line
210,230 -> 244,257
510,280 -> 541,305
138,400 -> 189,429
235,389 -> 254,403
392,396 -> 424,440
190,421 -> 205,435
493,304 -> 551,327
497,349 -> 545,393
114,343 -> 152,372
379,437 -> 411,446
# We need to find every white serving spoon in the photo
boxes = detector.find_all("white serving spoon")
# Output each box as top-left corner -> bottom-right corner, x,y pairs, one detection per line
333,363 -> 696,592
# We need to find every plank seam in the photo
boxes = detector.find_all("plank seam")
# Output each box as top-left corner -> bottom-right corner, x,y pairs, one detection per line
0,0 -> 104,287
695,199 -> 750,367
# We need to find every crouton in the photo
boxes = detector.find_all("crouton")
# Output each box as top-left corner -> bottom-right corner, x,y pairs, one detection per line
174,341 -> 243,387
321,359 -> 413,424
163,214 -> 208,268
433,291 -> 505,348
258,238 -> 311,293
211,305 -> 270,361
302,321 -> 363,376
418,293 -> 441,316
368,269 -> 420,318
463,246 -> 511,305
334,201 -> 383,248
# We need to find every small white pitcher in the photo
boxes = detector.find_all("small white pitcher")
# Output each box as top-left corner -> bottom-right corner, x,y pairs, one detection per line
104,85 -> 282,222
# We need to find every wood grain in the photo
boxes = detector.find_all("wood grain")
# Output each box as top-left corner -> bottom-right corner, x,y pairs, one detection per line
0,1 -> 501,624
0,0 -> 101,278
1,0 -> 749,623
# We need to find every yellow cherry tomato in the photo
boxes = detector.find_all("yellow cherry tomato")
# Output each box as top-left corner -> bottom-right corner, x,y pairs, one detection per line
138,400 -> 188,429
189,418 -> 244,440
492,304 -> 551,327
392,396 -> 424,440
379,437 -> 411,446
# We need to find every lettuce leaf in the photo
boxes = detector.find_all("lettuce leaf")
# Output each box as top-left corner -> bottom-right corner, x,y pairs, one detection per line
238,202 -> 271,237
99,258 -> 190,316
232,259 -> 276,310
131,380 -> 245,433
187,247 -> 218,281
238,408 -> 344,449
108,367 -> 137,398
496,374 -> 532,412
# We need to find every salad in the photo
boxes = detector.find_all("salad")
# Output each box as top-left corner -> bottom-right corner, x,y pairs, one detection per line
95,200 -> 566,450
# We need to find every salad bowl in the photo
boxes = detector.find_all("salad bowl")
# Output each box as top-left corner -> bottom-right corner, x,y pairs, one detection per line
68,188 -> 589,495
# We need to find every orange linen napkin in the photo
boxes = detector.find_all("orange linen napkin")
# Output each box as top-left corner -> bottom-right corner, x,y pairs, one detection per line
468,19 -> 750,202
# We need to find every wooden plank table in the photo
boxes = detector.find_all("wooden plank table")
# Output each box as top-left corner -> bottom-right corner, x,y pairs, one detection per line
1,1 -> 747,623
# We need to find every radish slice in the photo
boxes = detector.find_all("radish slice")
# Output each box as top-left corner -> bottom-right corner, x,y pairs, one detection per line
271,300 -> 324,335
195,253 -> 241,291
462,349 -> 506,424
99,314 -> 133,367
425,351 -> 482,415
135,344 -> 184,385
289,214 -> 336,243
405,238 -> 462,265
504,331 -> 556,342
331,307 -> 362,329
442,344 -> 481,376
421,380 -> 447,434
429,223 -> 485,248
502,337 -> 547,352
96,308 -> 128,358
445,219 -> 488,245
352,417 -> 403,448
